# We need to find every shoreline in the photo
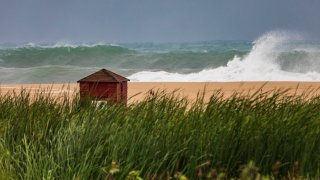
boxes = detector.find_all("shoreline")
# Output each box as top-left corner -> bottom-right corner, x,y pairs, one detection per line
2,81 -> 320,102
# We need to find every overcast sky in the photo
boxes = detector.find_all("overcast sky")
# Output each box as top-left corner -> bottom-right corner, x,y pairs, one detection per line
0,0 -> 320,43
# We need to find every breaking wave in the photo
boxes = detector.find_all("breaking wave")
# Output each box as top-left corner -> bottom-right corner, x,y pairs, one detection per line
1,31 -> 320,83
129,31 -> 320,82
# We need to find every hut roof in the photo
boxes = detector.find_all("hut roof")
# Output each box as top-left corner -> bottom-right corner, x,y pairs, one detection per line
77,69 -> 129,83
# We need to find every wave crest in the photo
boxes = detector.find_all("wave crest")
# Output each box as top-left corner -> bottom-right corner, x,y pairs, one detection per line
129,31 -> 320,82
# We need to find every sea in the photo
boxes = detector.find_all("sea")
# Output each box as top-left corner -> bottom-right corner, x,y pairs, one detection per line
1,31 -> 320,84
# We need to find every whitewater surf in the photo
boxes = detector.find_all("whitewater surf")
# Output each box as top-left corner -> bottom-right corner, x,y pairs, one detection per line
1,31 -> 320,83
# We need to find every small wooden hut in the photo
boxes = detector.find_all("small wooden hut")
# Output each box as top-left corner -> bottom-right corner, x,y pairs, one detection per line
77,69 -> 129,104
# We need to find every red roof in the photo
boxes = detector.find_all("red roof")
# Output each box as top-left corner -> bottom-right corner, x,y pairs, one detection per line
77,69 -> 129,83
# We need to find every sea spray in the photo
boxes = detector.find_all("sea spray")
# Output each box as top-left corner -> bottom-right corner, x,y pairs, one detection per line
129,31 -> 320,82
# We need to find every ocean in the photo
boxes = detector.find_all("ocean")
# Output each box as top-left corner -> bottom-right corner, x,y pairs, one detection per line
1,31 -> 320,83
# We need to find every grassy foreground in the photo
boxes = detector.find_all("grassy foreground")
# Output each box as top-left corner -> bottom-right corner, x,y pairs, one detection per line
0,89 -> 320,179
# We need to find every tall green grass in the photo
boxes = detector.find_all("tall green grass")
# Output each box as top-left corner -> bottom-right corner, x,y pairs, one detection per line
0,89 -> 320,179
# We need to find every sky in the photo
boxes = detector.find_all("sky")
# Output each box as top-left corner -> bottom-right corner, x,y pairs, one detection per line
0,0 -> 320,43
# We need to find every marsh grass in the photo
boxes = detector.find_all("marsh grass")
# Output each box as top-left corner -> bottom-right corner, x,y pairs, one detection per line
0,88 -> 320,179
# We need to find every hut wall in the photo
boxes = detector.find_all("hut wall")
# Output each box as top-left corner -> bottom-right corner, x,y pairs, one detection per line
79,81 -> 127,104
79,82 -> 119,102
121,82 -> 128,103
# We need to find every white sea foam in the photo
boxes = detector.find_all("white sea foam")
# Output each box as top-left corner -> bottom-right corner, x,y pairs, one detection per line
8,42 -> 120,49
50,42 -> 119,48
128,31 -> 320,82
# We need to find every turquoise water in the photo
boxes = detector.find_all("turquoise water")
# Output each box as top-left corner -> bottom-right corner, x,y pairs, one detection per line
1,31 -> 320,83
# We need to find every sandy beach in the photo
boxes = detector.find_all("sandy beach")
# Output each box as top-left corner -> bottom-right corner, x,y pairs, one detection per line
2,82 -> 320,103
